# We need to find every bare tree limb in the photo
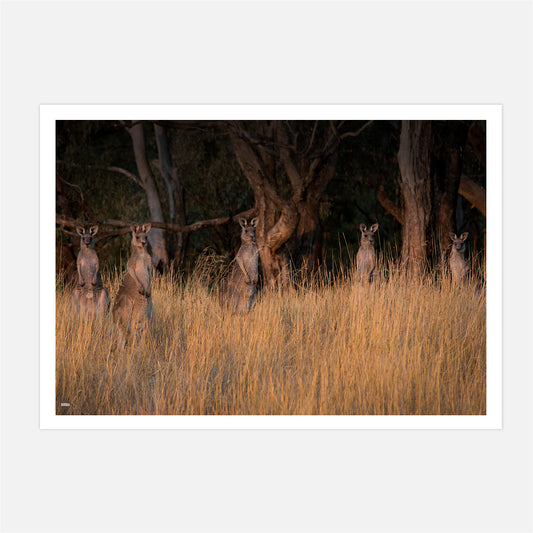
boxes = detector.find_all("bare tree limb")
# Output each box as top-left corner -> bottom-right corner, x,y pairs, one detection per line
307,157 -> 321,181
56,208 -> 257,237
106,166 -> 145,189
303,120 -> 319,156
228,125 -> 286,210
377,184 -> 404,224
57,160 -> 145,189
57,176 -> 85,203
228,121 -> 298,153
277,123 -> 304,198
339,120 -> 374,140
459,175 -> 486,216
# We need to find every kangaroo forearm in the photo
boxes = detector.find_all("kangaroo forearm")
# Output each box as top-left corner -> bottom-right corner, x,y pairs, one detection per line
134,270 -> 151,296
237,258 -> 252,284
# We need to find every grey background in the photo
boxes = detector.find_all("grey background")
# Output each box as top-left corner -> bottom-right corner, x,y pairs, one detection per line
1,1 -> 531,532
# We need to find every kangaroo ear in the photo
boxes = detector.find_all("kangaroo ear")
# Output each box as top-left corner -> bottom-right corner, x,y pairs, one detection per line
359,224 -> 367,232
250,217 -> 258,227
76,226 -> 85,236
89,225 -> 99,236
450,233 -> 457,241
238,218 -> 247,228
460,232 -> 469,241
130,223 -> 139,233
370,223 -> 379,232
142,223 -> 152,233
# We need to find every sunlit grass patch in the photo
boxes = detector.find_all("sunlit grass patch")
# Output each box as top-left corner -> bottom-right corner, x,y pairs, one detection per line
56,263 -> 486,416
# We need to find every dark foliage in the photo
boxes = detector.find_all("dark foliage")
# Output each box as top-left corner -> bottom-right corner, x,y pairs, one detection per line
56,119 -> 486,276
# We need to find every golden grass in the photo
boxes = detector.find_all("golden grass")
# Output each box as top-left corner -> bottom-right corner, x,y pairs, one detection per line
56,262 -> 486,415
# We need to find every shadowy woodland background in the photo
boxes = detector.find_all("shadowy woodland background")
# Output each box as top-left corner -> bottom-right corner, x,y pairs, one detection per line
56,120 -> 486,282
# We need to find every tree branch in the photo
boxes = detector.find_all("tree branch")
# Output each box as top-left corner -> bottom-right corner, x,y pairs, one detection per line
57,176 -> 85,204
459,175 -> 486,216
106,166 -> 144,189
339,120 -> 374,140
56,208 -> 257,237
303,121 -> 318,156
56,160 -> 145,189
376,184 -> 403,224
228,125 -> 285,210
277,123 -> 304,199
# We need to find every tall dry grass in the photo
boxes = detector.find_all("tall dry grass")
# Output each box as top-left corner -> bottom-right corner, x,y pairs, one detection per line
56,258 -> 486,415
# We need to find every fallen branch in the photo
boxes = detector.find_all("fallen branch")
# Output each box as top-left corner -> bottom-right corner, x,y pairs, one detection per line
56,208 -> 257,239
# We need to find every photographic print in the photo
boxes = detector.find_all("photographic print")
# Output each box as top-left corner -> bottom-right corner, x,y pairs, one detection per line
41,105 -> 502,429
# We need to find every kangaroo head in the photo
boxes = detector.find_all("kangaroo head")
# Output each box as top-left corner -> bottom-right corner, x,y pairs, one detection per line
239,217 -> 257,244
76,225 -> 98,248
131,223 -> 151,250
359,223 -> 378,247
450,232 -> 468,252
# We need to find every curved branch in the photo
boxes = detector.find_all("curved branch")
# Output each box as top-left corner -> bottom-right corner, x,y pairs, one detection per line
459,175 -> 486,216
106,166 -> 144,189
56,208 -> 257,237
377,184 -> 403,224
303,121 -> 319,156
277,123 -> 304,198
56,160 -> 145,189
57,176 -> 85,203
228,127 -> 285,210
339,120 -> 374,140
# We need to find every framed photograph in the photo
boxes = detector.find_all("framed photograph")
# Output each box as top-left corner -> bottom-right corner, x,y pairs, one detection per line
4,1 -> 532,531
41,104 -> 501,429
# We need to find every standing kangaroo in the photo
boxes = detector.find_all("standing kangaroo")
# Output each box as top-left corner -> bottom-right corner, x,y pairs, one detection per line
112,223 -> 153,338
449,232 -> 469,283
356,223 -> 379,283
70,225 -> 110,316
219,218 -> 259,313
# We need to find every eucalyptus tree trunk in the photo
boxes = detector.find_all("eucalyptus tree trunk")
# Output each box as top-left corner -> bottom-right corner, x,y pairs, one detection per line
127,122 -> 168,270
229,123 -> 297,288
292,155 -> 337,273
228,121 -> 348,287
397,120 -> 432,276
154,124 -> 187,268
275,121 -> 339,274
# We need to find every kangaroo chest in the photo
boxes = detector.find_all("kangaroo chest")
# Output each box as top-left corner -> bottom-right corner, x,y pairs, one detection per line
77,248 -> 99,283
127,250 -> 152,291
450,249 -> 467,269
357,246 -> 376,262
237,244 -> 258,271
78,248 -> 98,268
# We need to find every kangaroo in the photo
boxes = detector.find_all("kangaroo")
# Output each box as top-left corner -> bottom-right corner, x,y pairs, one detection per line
70,225 -> 110,316
112,223 -> 153,340
219,218 -> 259,313
356,223 -> 379,283
449,232 -> 469,283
